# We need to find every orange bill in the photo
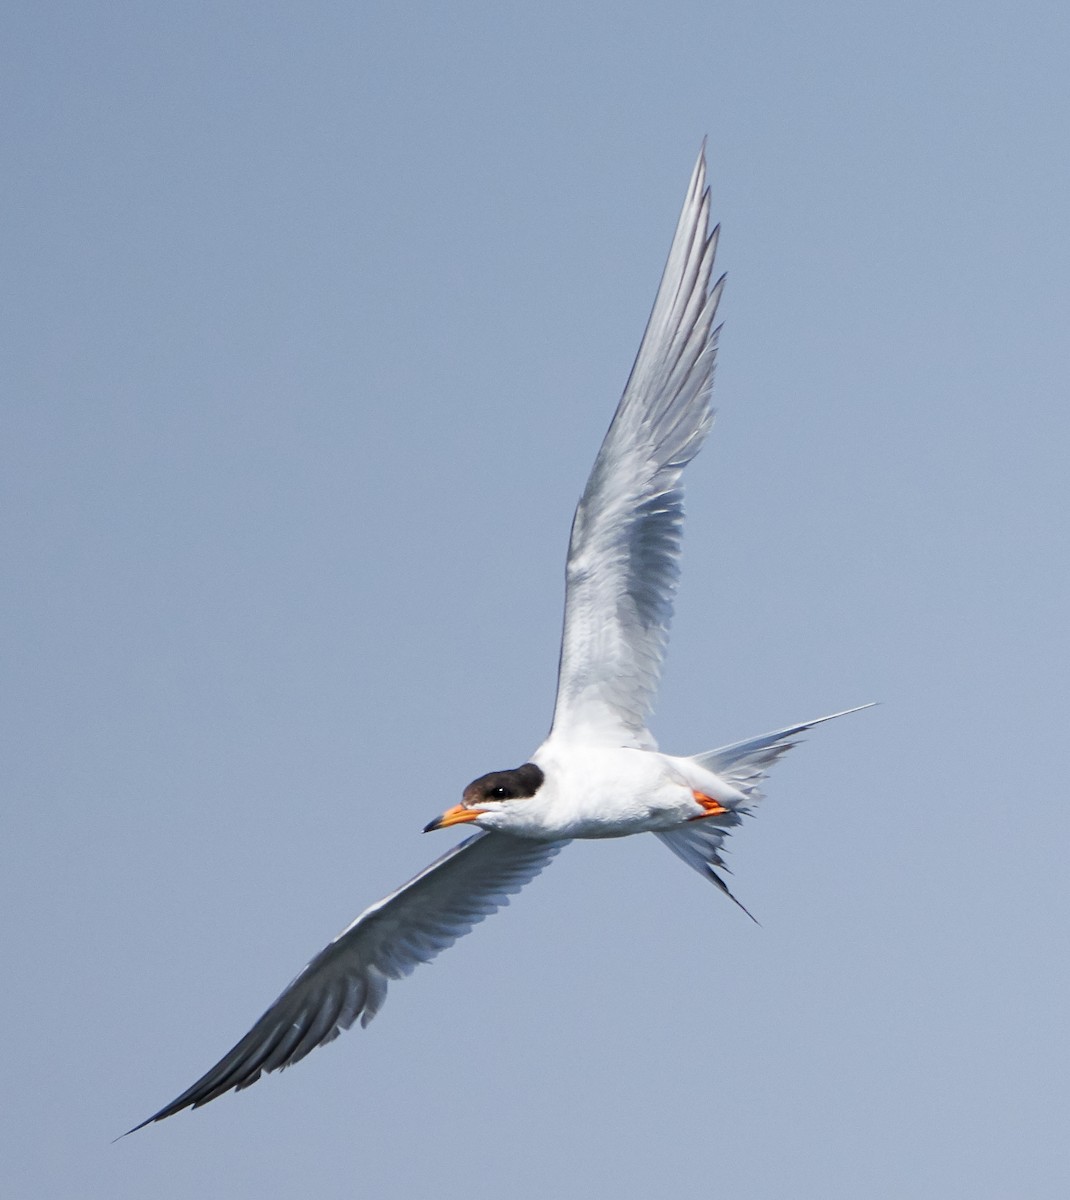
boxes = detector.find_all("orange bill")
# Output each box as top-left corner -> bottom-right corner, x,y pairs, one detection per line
423,804 -> 481,833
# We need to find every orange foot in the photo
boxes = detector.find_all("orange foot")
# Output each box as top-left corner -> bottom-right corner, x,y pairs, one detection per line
689,790 -> 729,820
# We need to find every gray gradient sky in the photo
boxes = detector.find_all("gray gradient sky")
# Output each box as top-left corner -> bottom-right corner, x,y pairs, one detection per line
4,3 -> 1069,1197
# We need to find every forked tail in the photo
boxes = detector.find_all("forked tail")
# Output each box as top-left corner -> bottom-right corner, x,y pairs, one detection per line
655,704 -> 874,920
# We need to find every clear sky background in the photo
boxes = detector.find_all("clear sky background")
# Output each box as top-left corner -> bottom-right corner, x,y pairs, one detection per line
4,3 -> 1068,1197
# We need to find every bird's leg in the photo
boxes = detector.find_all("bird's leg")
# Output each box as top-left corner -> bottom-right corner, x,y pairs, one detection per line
688,791 -> 729,819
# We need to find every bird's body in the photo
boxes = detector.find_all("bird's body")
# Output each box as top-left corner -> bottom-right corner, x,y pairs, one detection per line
129,146 -> 870,1133
466,746 -> 747,840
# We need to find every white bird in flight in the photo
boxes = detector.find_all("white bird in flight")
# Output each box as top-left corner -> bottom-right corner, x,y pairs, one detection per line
130,148 -> 870,1132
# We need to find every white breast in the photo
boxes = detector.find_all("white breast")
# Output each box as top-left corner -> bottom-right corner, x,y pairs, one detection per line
506,744 -> 699,839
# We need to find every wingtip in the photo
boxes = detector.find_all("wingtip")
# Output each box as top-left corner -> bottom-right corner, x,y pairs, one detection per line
116,1113 -> 158,1140
689,140 -> 709,197
120,1087 -> 208,1136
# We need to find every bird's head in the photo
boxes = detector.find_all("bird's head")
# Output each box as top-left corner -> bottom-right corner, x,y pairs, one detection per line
423,762 -> 545,832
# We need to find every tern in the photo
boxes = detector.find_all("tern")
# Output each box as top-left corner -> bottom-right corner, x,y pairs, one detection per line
130,148 -> 869,1132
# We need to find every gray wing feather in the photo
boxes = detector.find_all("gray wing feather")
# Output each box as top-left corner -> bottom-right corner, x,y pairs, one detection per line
550,148 -> 724,748
128,831 -> 567,1131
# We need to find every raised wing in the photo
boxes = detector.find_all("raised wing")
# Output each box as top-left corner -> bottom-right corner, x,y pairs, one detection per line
550,147 -> 724,749
128,831 -> 568,1131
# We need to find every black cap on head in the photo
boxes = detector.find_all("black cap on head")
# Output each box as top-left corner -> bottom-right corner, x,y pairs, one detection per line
463,762 -> 545,805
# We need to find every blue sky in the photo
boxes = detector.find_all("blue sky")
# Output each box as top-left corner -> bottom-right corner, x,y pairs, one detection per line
4,3 -> 1069,1197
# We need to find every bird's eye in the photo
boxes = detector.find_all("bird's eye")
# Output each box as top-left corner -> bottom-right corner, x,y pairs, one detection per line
488,786 -> 513,800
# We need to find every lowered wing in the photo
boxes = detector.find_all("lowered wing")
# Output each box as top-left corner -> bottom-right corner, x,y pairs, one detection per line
129,831 -> 567,1131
